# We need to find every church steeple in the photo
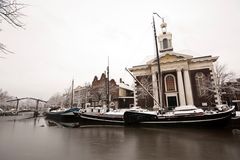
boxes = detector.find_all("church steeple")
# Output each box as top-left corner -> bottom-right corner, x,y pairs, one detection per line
158,19 -> 173,53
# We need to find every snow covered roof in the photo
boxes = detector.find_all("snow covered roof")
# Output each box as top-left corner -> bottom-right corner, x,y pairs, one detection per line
147,51 -> 193,64
129,50 -> 218,73
160,51 -> 193,59
138,51 -> 218,65
117,82 -> 134,91
191,55 -> 218,63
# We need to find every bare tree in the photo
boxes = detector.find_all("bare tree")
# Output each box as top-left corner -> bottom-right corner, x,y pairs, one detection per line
90,86 -> 106,106
20,99 -> 35,109
62,87 -> 72,107
202,63 -> 237,104
47,93 -> 64,107
0,0 -> 25,55
0,88 -> 14,109
81,84 -> 91,105
47,86 -> 75,108
0,88 -> 9,105
136,75 -> 153,108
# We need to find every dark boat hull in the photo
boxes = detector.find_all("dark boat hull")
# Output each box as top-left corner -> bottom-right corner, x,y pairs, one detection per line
45,114 -> 78,123
78,113 -> 124,126
124,107 -> 235,128
45,108 -> 79,123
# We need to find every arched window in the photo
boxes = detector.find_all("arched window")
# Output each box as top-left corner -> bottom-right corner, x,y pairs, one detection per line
163,38 -> 168,49
195,72 -> 206,96
165,74 -> 176,92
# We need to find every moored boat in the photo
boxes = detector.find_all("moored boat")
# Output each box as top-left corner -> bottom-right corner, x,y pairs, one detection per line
123,105 -> 235,127
77,107 -> 151,126
45,107 -> 80,123
79,110 -> 125,125
45,79 -> 80,123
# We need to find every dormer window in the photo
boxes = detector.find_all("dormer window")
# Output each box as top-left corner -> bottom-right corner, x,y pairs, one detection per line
163,38 -> 168,49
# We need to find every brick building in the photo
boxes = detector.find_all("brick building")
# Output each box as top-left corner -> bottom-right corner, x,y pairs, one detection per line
222,79 -> 240,111
74,85 -> 91,107
88,73 -> 134,109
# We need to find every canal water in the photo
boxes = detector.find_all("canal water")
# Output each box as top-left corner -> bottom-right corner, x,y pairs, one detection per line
0,118 -> 240,160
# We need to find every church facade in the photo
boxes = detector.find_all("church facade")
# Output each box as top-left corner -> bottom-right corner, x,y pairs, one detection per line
129,20 -> 219,109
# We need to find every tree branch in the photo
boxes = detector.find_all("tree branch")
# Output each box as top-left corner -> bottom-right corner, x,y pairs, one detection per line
0,0 -> 25,55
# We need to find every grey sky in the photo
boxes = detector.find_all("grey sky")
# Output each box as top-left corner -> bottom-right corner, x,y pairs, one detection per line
0,0 -> 240,100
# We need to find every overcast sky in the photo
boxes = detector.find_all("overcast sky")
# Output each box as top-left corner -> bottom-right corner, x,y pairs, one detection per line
0,0 -> 240,100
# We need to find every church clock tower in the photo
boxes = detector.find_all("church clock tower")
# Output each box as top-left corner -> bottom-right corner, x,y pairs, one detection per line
158,19 -> 173,53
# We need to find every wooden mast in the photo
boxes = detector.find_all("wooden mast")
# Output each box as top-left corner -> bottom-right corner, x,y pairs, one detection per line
71,79 -> 74,108
125,68 -> 161,107
106,57 -> 110,109
152,13 -> 162,109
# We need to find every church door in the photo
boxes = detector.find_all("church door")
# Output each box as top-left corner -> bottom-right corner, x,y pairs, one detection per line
167,96 -> 178,110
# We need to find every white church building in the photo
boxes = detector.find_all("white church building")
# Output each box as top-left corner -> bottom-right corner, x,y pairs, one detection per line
129,19 -> 219,109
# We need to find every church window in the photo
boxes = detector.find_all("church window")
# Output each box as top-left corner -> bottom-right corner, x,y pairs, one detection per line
163,38 -> 168,49
195,72 -> 206,96
165,74 -> 176,92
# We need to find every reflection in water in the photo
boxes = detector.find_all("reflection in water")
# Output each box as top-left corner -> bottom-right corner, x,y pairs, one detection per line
0,118 -> 239,160
45,119 -> 80,128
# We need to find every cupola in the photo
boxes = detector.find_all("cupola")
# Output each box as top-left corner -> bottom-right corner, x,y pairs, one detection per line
158,19 -> 173,53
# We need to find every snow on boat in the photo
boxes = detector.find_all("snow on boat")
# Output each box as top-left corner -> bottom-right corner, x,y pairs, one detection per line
45,107 -> 80,123
123,105 -> 235,127
78,107 -> 149,125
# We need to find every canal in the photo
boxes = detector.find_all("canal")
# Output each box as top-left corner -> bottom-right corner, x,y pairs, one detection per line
0,118 -> 240,160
